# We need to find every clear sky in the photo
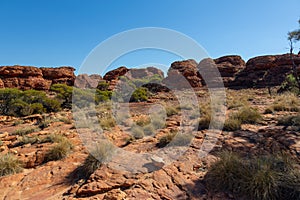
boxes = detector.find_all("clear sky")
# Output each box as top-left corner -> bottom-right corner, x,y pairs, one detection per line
0,0 -> 299,75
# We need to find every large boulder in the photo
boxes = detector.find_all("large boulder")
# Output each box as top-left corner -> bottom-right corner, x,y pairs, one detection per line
233,54 -> 300,88
103,66 -> 129,81
163,59 -> 202,89
75,74 -> 102,89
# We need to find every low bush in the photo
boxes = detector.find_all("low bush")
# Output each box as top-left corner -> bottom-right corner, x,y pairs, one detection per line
0,153 -> 23,177
205,151 -> 300,200
130,87 -> 149,102
0,88 -> 61,117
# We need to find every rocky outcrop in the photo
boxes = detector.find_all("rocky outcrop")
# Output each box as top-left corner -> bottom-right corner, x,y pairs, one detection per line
163,59 -> 202,89
0,79 -> 4,88
103,66 -> 129,82
233,54 -> 300,88
103,66 -> 129,90
0,65 -> 75,90
213,55 -> 246,87
40,67 -> 75,86
125,67 -> 164,79
74,74 -> 102,89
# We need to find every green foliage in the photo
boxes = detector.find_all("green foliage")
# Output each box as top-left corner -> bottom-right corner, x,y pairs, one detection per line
130,87 -> 149,102
279,74 -> 299,94
95,90 -> 112,102
0,153 -> 23,177
205,151 -> 300,200
0,88 -> 61,116
97,81 -> 110,91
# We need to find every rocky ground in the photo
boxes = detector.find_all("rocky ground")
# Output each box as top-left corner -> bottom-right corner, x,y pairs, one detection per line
0,88 -> 299,200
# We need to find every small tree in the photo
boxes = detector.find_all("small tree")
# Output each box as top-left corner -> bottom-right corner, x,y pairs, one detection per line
288,19 -> 300,89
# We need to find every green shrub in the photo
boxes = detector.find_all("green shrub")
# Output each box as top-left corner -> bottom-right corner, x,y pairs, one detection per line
0,153 -> 23,177
205,151 -> 300,200
279,74 -> 299,94
157,132 -> 176,148
97,81 -> 110,91
0,88 -> 61,116
12,127 -> 40,136
130,87 -> 149,102
95,90 -> 112,102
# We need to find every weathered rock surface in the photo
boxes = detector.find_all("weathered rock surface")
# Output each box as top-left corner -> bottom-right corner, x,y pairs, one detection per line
163,59 -> 203,89
0,65 -> 75,90
41,66 -> 75,85
213,55 -> 246,86
0,78 -> 4,88
125,67 -> 164,80
74,74 -> 102,89
233,54 -> 300,88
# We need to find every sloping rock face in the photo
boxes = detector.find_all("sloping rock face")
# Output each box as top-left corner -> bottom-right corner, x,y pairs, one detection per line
0,65 -> 75,90
213,55 -> 246,87
163,59 -> 202,89
233,54 -> 300,88
74,74 -> 102,89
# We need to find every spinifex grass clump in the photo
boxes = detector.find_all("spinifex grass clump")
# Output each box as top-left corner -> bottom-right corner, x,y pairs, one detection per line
79,140 -> 116,179
0,153 -> 23,177
43,136 -> 73,162
205,151 -> 300,200
266,92 -> 300,113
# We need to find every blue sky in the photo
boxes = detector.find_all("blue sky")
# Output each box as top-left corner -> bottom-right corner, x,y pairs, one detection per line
0,0 -> 299,75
